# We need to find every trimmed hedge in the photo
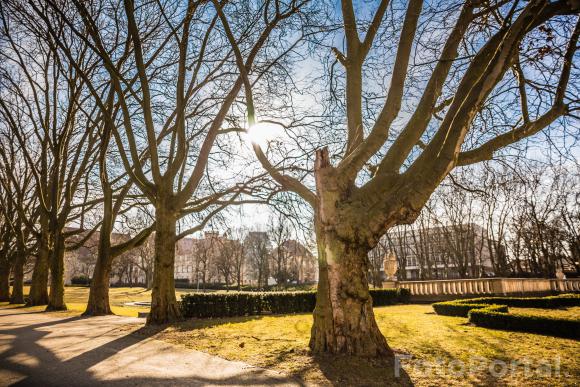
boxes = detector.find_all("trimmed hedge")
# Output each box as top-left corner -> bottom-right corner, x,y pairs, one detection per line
432,301 -> 509,317
433,294 -> 580,317
468,309 -> 580,339
432,294 -> 580,339
180,288 -> 410,318
71,275 -> 90,286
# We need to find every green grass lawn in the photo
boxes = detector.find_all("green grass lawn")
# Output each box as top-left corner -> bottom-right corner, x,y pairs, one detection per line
3,287 -> 578,386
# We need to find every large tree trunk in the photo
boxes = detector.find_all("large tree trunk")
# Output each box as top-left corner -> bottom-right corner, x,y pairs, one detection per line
309,148 -> 391,357
46,233 -> 66,311
27,228 -> 50,306
309,227 -> 391,357
10,253 -> 25,304
147,204 -> 181,324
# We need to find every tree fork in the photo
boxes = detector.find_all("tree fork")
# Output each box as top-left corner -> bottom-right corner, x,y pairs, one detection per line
309,147 -> 392,357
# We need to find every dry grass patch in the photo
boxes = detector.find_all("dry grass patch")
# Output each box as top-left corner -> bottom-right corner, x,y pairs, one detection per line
146,304 -> 579,386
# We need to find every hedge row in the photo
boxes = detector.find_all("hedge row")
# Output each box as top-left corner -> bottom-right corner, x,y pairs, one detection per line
468,309 -> 580,339
432,294 -> 580,339
432,301 -> 509,317
432,294 -> 580,317
180,288 -> 410,318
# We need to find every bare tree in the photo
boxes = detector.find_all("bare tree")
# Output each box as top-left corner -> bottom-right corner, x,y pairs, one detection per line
18,0 -> 315,323
0,135 -> 38,303
245,231 -> 271,289
233,1 -> 580,356
268,213 -> 293,285
0,7 -> 101,309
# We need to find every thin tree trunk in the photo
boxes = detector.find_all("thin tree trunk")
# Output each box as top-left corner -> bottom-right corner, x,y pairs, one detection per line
309,226 -> 391,357
10,253 -> 25,304
84,227 -> 113,316
147,204 -> 181,324
27,227 -> 50,306
46,233 -> 66,311
0,259 -> 9,302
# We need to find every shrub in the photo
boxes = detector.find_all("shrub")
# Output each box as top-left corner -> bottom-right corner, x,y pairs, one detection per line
432,301 -> 508,317
433,294 -> 580,317
180,288 -> 410,318
433,294 -> 580,338
468,309 -> 580,339
70,275 -> 90,286
455,294 -> 580,309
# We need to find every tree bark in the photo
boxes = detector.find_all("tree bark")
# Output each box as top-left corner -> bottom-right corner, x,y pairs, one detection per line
309,226 -> 391,357
46,232 -> 67,311
83,234 -> 113,316
0,259 -> 10,302
9,253 -> 25,304
147,203 -> 181,324
27,227 -> 50,306
309,148 -> 391,357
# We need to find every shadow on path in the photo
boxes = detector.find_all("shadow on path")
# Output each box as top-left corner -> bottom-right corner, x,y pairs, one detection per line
0,310 -> 299,386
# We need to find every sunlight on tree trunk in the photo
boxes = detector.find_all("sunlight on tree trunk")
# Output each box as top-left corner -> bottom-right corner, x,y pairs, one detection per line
9,254 -> 25,304
148,204 -> 181,324
27,228 -> 50,306
47,234 -> 67,311
311,228 -> 390,356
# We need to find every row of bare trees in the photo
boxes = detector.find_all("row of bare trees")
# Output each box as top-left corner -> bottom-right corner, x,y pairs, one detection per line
367,163 -> 580,284
1,0 -> 578,358
68,213 -> 316,290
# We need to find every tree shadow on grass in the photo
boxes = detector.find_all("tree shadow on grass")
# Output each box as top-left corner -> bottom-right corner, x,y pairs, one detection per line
164,315 -> 269,332
309,353 -> 414,386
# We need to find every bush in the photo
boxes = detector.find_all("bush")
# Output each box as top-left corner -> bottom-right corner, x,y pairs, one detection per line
70,275 -> 90,286
468,309 -> 580,339
432,301 -> 509,317
180,288 -> 410,318
433,294 -> 580,338
433,294 -> 580,317
370,288 -> 411,305
455,294 -> 580,309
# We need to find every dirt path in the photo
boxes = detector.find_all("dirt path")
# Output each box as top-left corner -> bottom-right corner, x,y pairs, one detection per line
0,307 -> 301,386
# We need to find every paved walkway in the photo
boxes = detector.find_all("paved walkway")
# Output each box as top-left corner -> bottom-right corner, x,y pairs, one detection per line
0,307 -> 301,386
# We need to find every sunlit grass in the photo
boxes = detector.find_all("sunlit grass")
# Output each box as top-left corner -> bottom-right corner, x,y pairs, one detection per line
146,304 -> 579,386
10,286 -> 193,317
4,287 -> 578,385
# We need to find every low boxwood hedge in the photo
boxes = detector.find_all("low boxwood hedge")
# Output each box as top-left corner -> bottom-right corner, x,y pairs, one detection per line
432,301 -> 509,317
468,308 -> 580,339
433,294 -> 580,317
180,288 -> 410,318
432,294 -> 580,339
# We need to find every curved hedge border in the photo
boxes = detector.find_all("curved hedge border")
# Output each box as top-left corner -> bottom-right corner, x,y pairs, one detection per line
432,294 -> 580,317
432,301 -> 509,317
433,294 -> 580,339
180,288 -> 410,318
468,308 -> 580,339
